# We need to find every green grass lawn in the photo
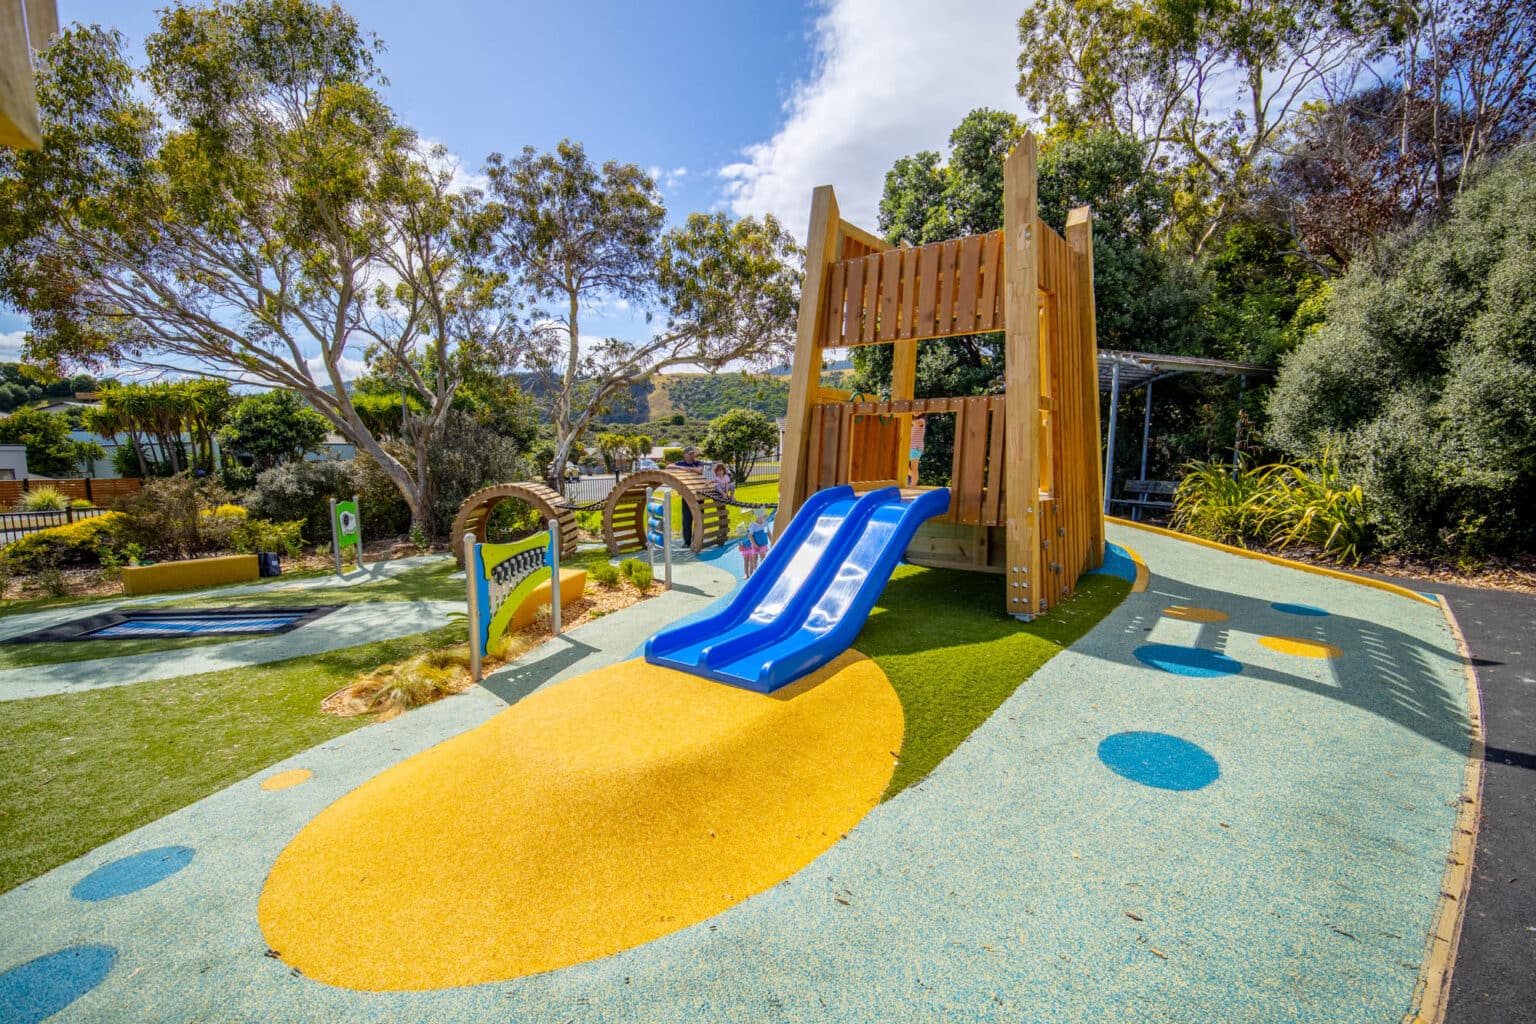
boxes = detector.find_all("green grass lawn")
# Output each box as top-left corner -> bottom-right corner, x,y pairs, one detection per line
0,624 -> 462,894
859,567 -> 1129,798
0,633 -> 248,671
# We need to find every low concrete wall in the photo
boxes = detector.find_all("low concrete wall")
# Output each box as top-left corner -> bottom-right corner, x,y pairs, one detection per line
121,554 -> 261,596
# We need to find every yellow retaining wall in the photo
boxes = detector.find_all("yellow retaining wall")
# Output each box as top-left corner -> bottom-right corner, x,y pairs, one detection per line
510,567 -> 587,630
120,554 -> 261,596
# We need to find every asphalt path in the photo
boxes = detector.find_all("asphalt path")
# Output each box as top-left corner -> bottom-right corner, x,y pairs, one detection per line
1356,572 -> 1535,1024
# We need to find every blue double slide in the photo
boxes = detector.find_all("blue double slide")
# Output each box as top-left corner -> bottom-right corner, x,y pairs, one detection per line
645,485 -> 951,693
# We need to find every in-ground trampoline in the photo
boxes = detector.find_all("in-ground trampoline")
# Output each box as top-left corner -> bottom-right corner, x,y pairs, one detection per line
3,606 -> 341,644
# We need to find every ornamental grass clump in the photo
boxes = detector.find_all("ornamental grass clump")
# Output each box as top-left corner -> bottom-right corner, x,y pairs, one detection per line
1172,451 -> 1374,564
322,647 -> 476,721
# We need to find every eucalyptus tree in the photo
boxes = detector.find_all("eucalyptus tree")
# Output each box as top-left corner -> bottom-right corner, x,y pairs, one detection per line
0,1 -> 513,533
484,140 -> 802,492
1016,0 -> 1375,252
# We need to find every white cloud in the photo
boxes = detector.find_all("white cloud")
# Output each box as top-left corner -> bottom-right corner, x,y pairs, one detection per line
0,330 -> 25,360
421,138 -> 489,195
306,353 -> 368,382
720,0 -> 1029,237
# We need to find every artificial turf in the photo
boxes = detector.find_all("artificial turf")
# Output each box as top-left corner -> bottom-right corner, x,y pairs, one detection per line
858,566 -> 1129,797
0,624 -> 461,894
0,562 -> 461,670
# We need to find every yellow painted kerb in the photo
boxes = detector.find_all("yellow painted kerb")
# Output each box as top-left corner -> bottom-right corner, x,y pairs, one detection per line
259,650 -> 903,991
1108,516 -> 1437,606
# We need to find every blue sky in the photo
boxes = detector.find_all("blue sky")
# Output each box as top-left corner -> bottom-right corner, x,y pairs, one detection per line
3,0 -> 1030,364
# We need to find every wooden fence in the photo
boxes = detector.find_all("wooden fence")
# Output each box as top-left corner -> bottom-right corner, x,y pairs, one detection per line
0,477 -> 142,507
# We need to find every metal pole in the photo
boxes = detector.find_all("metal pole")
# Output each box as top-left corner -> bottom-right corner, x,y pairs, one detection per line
548,518 -> 561,637
662,486 -> 673,590
1102,362 -> 1120,515
329,497 -> 341,576
1137,382 -> 1153,522
353,493 -> 364,572
464,532 -> 482,683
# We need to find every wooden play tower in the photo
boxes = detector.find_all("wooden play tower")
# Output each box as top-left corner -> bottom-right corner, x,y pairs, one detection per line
778,135 -> 1105,619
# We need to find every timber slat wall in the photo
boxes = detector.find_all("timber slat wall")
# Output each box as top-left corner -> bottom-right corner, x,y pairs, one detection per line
819,231 -> 1006,347
782,133 -> 1104,617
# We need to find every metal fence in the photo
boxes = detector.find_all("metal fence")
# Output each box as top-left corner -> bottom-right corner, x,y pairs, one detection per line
0,505 -> 114,546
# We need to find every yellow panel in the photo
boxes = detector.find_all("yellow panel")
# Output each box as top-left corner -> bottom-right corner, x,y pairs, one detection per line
120,554 -> 261,595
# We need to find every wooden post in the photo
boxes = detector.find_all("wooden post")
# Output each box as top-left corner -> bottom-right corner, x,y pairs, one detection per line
891,337 -> 917,483
777,185 -> 841,537
1003,136 -> 1042,619
1065,206 -> 1104,568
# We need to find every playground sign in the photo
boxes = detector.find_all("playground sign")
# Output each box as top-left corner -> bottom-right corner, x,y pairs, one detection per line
464,522 -> 562,682
329,495 -> 363,574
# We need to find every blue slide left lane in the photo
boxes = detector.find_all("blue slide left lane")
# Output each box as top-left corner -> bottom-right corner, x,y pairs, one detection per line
646,487 -> 950,693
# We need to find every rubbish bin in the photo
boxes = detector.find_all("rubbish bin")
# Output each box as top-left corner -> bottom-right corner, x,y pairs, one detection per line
257,552 -> 282,578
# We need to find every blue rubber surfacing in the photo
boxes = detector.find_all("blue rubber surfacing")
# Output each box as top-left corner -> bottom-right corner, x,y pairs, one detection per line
0,945 -> 117,1024
1098,731 -> 1221,791
1133,643 -> 1243,677
71,846 -> 195,903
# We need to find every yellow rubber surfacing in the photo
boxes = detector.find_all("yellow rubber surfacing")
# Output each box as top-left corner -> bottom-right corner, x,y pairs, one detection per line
258,651 -> 903,991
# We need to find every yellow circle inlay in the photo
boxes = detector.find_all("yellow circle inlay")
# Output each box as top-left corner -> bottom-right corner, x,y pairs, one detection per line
1163,605 -> 1229,623
260,769 -> 312,791
1259,635 -> 1343,659
258,650 -> 903,990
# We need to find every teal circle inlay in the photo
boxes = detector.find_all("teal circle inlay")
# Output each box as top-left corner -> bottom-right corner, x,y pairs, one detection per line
1098,732 -> 1220,791
1272,602 -> 1329,617
1133,643 -> 1241,677
0,945 -> 117,1024
72,846 -> 194,902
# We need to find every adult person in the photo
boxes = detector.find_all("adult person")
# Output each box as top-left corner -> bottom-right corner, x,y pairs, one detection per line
670,445 -> 706,545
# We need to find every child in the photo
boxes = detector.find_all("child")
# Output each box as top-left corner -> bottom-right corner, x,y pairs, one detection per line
710,461 -> 734,500
741,508 -> 771,578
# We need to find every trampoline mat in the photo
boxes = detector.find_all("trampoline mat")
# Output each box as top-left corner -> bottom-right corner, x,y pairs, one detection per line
3,606 -> 341,644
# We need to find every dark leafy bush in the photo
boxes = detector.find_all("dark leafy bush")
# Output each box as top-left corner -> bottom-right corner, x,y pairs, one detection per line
425,412 -> 532,536
1268,146 -> 1536,556
247,459 -> 357,546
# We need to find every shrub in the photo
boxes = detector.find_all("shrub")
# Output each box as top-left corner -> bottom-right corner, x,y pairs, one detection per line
70,499 -> 93,509
37,566 -> 67,597
16,486 -> 68,512
1267,146 -> 1536,556
627,559 -> 653,590
1172,454 -> 1374,564
349,447 -> 413,537
1170,459 -> 1274,547
231,518 -> 304,558
0,555 -> 11,598
1256,452 -> 1373,564
589,561 -> 621,588
321,646 -> 476,721
114,476 -> 234,559
662,447 -> 684,463
198,503 -> 249,552
425,411 -> 532,536
247,459 -> 357,545
2,512 -> 127,572
702,409 -> 778,485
